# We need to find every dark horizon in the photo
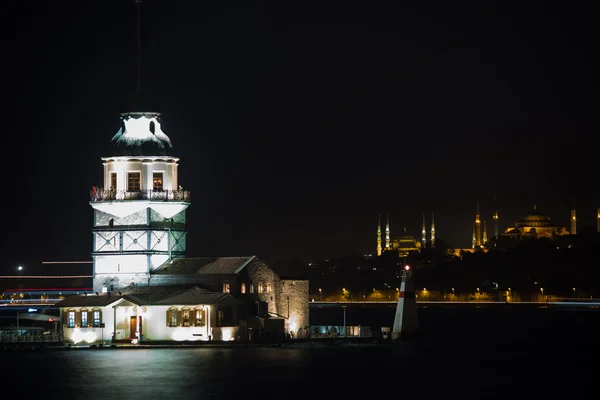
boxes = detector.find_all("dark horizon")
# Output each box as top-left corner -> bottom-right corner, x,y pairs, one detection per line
4,0 -> 597,272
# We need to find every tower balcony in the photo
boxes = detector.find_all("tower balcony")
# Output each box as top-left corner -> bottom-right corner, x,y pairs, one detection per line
90,189 -> 191,203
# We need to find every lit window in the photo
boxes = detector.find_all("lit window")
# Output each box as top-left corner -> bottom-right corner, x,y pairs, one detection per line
249,284 -> 254,293
93,311 -> 101,327
182,309 -> 190,327
128,172 -> 141,191
240,283 -> 246,294
167,308 -> 178,327
194,309 -> 204,327
223,283 -> 230,293
110,172 -> 117,191
258,283 -> 264,294
266,283 -> 272,293
68,311 -> 75,328
153,172 -> 163,191
80,311 -> 88,327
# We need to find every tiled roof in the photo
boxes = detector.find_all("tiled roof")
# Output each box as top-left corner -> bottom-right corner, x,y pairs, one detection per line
55,293 -> 122,308
121,285 -> 237,306
153,256 -> 255,275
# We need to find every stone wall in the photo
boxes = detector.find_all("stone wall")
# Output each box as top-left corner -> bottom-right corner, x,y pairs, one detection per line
278,279 -> 309,335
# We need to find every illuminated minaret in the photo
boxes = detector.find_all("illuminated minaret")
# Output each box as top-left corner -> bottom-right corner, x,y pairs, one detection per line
377,215 -> 382,256
91,0 -> 191,293
430,213 -> 435,249
421,214 -> 427,248
570,200 -> 576,235
472,223 -> 476,249
475,202 -> 481,247
483,220 -> 488,244
493,210 -> 499,238
385,213 -> 390,250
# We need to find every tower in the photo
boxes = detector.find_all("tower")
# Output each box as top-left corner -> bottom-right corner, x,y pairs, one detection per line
570,200 -> 576,235
430,212 -> 435,249
597,208 -> 599,232
475,202 -> 481,247
493,210 -> 499,238
483,220 -> 488,244
90,0 -> 191,293
421,214 -> 427,248
472,223 -> 476,249
377,214 -> 382,256
385,213 -> 390,251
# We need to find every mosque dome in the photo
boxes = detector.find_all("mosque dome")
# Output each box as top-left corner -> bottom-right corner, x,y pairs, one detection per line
515,210 -> 557,228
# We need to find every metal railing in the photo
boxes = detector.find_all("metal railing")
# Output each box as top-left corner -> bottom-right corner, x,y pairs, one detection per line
90,189 -> 191,202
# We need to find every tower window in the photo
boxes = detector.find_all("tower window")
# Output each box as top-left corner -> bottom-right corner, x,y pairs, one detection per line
153,172 -> 163,191
110,172 -> 117,191
128,172 -> 141,191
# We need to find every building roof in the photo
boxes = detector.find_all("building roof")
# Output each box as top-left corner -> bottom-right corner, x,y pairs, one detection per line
55,286 -> 240,308
153,256 -> 256,276
120,285 -> 238,306
55,293 -> 122,308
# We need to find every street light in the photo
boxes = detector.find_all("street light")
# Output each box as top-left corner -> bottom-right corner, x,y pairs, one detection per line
318,288 -> 322,301
540,287 -> 544,301
573,287 -> 576,299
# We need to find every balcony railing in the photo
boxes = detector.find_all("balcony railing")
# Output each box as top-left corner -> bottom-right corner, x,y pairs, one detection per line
90,189 -> 191,202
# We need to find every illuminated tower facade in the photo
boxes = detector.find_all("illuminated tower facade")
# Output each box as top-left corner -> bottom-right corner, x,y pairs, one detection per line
430,213 -> 435,249
483,220 -> 488,244
475,203 -> 481,247
377,215 -> 382,256
421,214 -> 427,248
570,207 -> 576,235
90,0 -> 191,293
472,223 -> 476,249
493,210 -> 499,238
385,213 -> 390,251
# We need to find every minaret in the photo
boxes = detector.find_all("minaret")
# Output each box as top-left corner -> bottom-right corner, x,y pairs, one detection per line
570,200 -> 576,235
483,220 -> 488,244
475,202 -> 481,247
430,212 -> 435,249
493,210 -> 499,238
472,223 -> 476,249
91,0 -> 191,293
421,214 -> 427,248
377,215 -> 382,256
597,208 -> 599,232
385,213 -> 390,250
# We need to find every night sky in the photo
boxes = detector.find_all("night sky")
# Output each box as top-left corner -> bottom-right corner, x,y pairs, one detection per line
4,0 -> 598,274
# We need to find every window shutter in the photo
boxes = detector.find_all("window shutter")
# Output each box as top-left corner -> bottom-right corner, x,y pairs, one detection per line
88,311 -> 93,327
176,310 -> 182,326
190,310 -> 197,326
98,310 -> 103,326
166,310 -> 171,327
75,311 -> 81,327
63,311 -> 68,326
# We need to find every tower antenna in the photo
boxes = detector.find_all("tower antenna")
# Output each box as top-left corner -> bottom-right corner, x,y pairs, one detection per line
135,0 -> 143,95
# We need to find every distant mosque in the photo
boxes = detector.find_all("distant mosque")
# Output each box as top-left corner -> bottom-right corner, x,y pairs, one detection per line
472,202 -> 599,248
376,204 -> 600,258
376,213 -> 435,257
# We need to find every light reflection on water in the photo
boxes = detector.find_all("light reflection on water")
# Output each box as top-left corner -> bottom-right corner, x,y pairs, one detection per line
2,306 -> 599,399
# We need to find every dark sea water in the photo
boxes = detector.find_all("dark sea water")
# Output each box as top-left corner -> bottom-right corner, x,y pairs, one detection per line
1,304 -> 598,399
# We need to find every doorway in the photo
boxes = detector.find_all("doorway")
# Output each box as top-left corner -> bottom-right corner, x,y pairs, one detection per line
129,316 -> 142,339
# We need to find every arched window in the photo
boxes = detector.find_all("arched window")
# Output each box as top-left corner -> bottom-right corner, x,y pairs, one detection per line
109,219 -> 114,227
